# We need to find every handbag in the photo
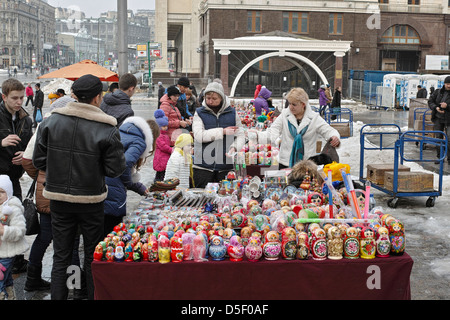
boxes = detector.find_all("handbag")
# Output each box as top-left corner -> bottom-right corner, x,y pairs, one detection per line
321,139 -> 340,163
35,109 -> 43,123
23,177 -> 40,235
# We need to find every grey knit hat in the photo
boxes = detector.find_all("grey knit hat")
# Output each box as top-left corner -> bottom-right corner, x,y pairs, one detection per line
204,81 -> 225,101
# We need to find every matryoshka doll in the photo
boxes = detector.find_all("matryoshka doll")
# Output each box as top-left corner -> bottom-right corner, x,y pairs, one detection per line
281,227 -> 297,260
327,226 -> 343,260
310,228 -> 327,260
148,234 -> 158,262
389,220 -> 405,255
158,235 -> 171,264
227,235 -> 245,262
93,243 -> 104,261
182,232 -> 195,261
209,235 -> 227,261
307,192 -> 324,206
142,243 -> 149,261
263,230 -> 282,260
360,226 -> 376,259
170,236 -> 183,262
124,242 -> 134,262
245,236 -> 263,262
105,246 -> 115,262
192,234 -> 208,262
296,232 -> 309,260
114,245 -> 125,262
344,227 -> 360,259
376,227 -> 391,258
240,226 -> 252,247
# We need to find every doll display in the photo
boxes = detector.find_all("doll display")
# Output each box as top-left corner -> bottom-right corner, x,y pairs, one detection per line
376,227 -> 391,258
227,235 -> 245,261
245,235 -> 263,262
327,226 -> 343,260
343,227 -> 360,259
281,227 -> 297,260
209,235 -> 227,261
263,230 -> 282,260
296,232 -> 309,260
310,228 -> 327,260
360,226 -> 376,259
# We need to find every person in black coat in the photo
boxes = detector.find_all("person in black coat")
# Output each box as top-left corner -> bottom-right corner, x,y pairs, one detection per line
33,83 -> 44,128
416,85 -> 428,98
157,82 -> 165,108
330,87 -> 341,120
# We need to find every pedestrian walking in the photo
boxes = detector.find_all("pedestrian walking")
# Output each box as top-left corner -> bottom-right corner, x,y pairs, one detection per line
153,109 -> 173,182
318,85 -> 328,116
330,86 -> 342,120
0,175 -> 29,300
100,73 -> 137,127
33,83 -> 44,128
33,74 -> 126,300
25,84 -> 34,107
428,76 -> 450,163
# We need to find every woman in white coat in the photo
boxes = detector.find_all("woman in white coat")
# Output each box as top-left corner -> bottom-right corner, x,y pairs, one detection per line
254,87 -> 340,169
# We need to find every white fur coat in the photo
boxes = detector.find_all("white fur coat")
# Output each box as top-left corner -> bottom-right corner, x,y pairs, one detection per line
0,197 -> 30,258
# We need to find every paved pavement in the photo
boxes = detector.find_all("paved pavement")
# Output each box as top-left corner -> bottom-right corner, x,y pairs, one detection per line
4,84 -> 450,300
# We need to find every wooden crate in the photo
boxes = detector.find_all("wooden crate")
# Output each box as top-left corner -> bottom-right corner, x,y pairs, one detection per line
366,164 -> 411,186
331,122 -> 350,138
384,171 -> 434,192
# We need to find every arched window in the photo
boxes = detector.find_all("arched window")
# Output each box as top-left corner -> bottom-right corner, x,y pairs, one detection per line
381,25 -> 420,44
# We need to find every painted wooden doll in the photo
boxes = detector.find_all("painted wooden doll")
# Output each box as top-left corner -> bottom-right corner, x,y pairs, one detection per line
209,235 -> 227,261
193,234 -> 208,262
245,236 -> 263,262
158,235 -> 171,264
376,226 -> 391,258
327,226 -> 343,260
296,231 -> 309,260
114,245 -> 125,262
182,232 -> 195,261
389,220 -> 405,255
227,235 -> 245,262
148,234 -> 159,262
93,244 -> 104,261
281,227 -> 297,260
344,227 -> 360,259
170,236 -> 183,262
263,230 -> 281,260
310,228 -> 327,260
360,226 -> 376,259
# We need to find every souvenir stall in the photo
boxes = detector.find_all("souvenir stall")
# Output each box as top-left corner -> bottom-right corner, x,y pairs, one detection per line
91,156 -> 413,300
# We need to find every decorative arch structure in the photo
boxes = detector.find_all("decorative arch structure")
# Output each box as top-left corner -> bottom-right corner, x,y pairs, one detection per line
229,51 -> 327,97
213,34 -> 352,97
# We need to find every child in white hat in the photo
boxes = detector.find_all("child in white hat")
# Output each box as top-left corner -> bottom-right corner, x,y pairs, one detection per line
0,175 -> 29,300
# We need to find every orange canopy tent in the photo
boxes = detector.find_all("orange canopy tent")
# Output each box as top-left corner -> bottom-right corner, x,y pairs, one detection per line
38,59 -> 119,82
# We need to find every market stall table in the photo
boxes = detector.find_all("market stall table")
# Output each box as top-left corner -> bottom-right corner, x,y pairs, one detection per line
92,253 -> 413,300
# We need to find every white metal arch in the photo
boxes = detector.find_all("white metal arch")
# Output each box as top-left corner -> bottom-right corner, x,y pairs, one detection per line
229,51 -> 328,97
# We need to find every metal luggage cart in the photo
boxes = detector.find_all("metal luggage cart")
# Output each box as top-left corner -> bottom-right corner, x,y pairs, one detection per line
359,124 -> 447,208
324,107 -> 353,138
413,107 -> 434,149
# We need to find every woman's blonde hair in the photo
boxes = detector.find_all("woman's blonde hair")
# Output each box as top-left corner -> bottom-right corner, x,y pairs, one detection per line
286,87 -> 309,106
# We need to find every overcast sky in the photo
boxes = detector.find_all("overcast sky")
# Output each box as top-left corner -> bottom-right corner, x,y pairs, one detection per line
47,0 -> 155,18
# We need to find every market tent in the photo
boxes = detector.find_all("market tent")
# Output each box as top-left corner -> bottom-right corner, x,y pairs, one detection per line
38,59 -> 119,82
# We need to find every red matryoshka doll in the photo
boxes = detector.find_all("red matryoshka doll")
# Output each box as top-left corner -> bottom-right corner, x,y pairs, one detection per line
296,231 -> 309,260
245,235 -> 263,262
192,234 -> 208,262
327,226 -> 343,260
344,227 -> 360,259
307,192 -> 324,206
231,212 -> 248,229
360,226 -> 376,259
93,244 -> 104,261
170,236 -> 183,262
310,228 -> 327,260
376,227 -> 391,258
141,243 -> 149,261
389,220 -> 405,255
105,246 -> 115,263
124,242 -> 134,262
281,227 -> 297,260
240,226 -> 252,247
263,230 -> 282,260
227,235 -> 245,262
182,232 -> 195,261
148,234 -> 158,262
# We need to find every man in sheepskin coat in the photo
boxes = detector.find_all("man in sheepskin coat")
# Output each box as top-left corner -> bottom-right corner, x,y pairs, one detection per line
33,74 -> 126,300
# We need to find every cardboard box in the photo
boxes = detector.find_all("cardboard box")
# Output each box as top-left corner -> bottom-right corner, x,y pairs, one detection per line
413,119 -> 434,131
366,164 -> 411,186
331,122 -> 351,138
384,171 -> 434,192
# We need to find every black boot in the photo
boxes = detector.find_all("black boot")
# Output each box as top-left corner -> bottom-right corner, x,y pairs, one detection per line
24,264 -> 51,291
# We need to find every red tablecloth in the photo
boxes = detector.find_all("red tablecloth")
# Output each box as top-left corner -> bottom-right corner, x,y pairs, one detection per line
92,253 -> 413,300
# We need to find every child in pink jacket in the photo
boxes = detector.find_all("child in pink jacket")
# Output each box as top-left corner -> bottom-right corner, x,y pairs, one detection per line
153,109 -> 173,181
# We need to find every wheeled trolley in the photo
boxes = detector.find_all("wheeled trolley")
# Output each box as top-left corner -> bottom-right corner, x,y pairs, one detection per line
359,124 -> 447,208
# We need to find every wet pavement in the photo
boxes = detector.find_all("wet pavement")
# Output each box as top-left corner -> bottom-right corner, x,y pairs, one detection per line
5,87 -> 450,300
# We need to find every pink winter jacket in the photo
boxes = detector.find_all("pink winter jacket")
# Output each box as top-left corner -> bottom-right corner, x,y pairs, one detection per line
26,86 -> 34,97
153,130 -> 173,171
160,94 -> 183,146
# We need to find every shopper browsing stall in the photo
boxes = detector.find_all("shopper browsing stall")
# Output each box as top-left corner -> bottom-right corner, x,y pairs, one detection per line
251,87 -> 340,169
153,109 -> 173,182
